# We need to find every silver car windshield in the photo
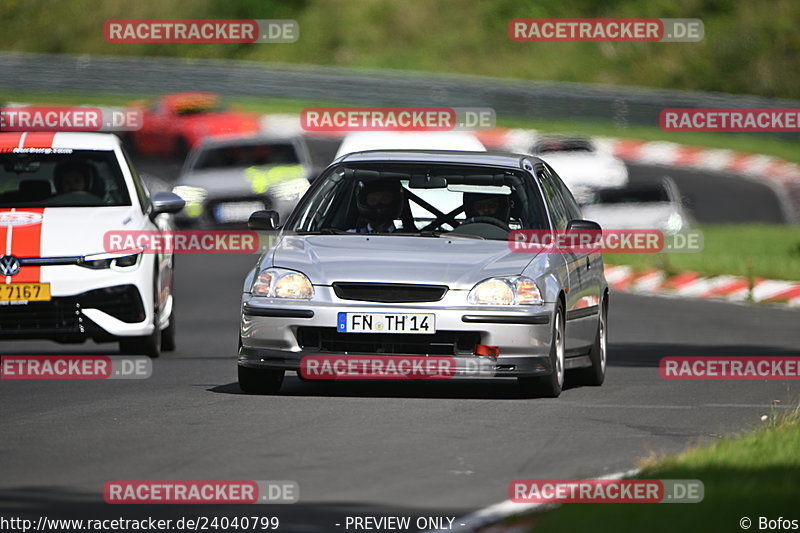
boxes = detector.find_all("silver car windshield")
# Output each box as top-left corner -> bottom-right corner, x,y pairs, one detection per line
286,163 -> 549,239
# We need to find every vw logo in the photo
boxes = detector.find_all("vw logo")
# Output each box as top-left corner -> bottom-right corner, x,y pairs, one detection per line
0,255 -> 21,277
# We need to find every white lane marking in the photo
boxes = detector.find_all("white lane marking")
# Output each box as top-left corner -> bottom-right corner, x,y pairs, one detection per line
423,469 -> 639,533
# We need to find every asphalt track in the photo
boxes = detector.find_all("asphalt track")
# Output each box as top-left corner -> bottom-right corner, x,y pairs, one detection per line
0,144 -> 797,531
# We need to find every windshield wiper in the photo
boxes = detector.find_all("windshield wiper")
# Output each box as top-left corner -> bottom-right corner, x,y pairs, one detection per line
296,228 -> 350,235
418,231 -> 484,240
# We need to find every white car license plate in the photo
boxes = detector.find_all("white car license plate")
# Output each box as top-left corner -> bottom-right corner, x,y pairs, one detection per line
213,201 -> 264,223
337,312 -> 435,334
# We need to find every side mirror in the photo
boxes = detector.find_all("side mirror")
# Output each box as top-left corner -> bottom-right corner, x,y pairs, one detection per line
566,219 -> 602,247
567,219 -> 601,232
150,192 -> 185,216
248,210 -> 279,231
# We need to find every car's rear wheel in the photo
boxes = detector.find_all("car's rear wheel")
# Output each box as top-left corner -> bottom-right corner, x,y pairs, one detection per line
518,302 -> 565,398
578,297 -> 607,386
238,366 -> 284,395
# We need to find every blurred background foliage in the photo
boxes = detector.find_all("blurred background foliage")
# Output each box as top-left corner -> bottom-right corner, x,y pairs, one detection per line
0,0 -> 797,98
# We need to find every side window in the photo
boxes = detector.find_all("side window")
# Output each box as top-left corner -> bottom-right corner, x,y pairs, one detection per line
536,169 -> 569,230
545,164 -> 582,221
122,148 -> 149,213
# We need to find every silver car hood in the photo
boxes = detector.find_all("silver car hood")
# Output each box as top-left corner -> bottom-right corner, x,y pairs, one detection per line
270,235 -> 539,289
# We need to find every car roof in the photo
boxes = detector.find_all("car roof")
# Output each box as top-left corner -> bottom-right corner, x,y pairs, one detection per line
0,132 -> 120,150
335,131 -> 486,159
335,149 -> 541,170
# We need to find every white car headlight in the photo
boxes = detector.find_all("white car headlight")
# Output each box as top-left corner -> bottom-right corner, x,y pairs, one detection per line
251,268 -> 314,299
468,276 -> 543,305
79,250 -> 142,270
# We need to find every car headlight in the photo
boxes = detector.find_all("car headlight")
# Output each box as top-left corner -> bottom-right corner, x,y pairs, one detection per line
172,185 -> 208,218
79,250 -> 142,270
269,177 -> 310,202
468,276 -> 543,305
251,268 -> 314,299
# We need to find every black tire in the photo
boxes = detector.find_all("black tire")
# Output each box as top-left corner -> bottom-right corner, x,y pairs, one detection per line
578,297 -> 607,386
161,308 -> 176,352
119,319 -> 161,358
518,301 -> 565,398
119,273 -> 162,358
238,366 -> 284,395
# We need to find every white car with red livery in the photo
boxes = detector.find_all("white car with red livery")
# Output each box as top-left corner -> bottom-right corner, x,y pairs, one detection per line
0,132 -> 185,357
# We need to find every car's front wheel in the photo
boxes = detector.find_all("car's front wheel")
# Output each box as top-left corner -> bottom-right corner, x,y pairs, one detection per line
518,302 -> 565,398
577,296 -> 607,386
119,275 -> 162,358
119,318 -> 161,358
238,366 -> 284,395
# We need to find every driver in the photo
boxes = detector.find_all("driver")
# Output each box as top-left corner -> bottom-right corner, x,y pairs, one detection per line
351,179 -> 404,234
54,161 -> 94,195
463,192 -> 510,224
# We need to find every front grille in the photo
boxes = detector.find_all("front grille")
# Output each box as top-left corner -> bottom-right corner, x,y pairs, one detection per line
0,284 -> 145,335
332,283 -> 447,303
297,327 -> 479,355
0,300 -> 82,334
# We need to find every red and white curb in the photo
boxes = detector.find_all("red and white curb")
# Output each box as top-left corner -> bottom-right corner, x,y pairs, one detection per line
259,116 -> 800,222
604,264 -> 800,307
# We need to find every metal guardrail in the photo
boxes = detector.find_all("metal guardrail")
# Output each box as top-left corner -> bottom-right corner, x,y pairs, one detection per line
1,52 -> 798,140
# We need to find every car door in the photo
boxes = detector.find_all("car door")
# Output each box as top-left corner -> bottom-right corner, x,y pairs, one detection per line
124,149 -> 174,315
536,166 -> 595,352
547,163 -> 603,313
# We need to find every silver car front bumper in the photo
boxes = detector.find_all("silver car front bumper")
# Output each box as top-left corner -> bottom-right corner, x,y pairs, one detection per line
238,287 -> 557,378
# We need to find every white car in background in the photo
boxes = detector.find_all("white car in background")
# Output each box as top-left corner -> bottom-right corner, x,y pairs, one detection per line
334,131 -> 486,159
0,131 -> 185,357
529,136 -> 628,203
581,177 -> 691,235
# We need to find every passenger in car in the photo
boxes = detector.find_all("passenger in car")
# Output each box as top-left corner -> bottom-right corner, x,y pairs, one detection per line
350,179 -> 405,234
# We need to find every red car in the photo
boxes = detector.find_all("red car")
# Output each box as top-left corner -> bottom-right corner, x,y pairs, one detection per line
126,92 -> 260,158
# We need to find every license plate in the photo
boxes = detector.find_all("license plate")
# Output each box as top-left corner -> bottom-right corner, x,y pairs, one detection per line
213,201 -> 264,223
337,312 -> 435,334
0,283 -> 51,302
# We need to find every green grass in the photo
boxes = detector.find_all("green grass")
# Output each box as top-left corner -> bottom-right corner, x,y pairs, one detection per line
1,0 -> 799,99
509,406 -> 800,533
604,225 -> 800,281
3,90 -> 799,164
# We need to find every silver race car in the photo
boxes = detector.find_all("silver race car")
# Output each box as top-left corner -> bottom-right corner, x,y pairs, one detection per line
172,133 -> 313,227
238,150 -> 608,397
